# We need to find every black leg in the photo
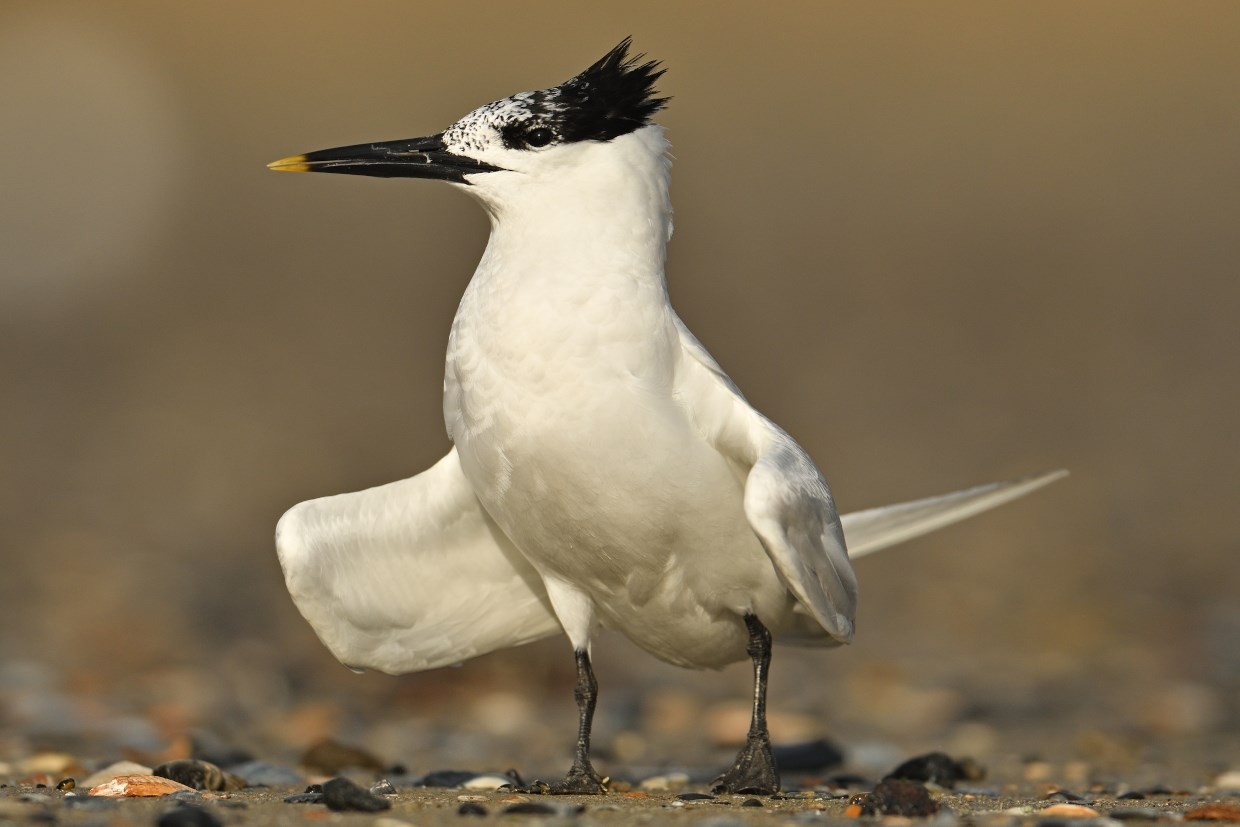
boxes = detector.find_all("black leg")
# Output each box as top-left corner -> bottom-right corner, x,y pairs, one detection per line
524,649 -> 608,795
712,614 -> 780,794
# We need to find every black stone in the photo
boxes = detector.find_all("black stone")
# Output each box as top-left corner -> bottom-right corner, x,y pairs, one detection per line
884,752 -> 983,789
153,759 -> 236,792
420,770 -> 483,787
458,802 -> 488,816
772,739 -> 845,772
741,798 -> 764,807
1045,789 -> 1087,801
858,778 -> 940,817
677,792 -> 716,800
321,777 -> 391,812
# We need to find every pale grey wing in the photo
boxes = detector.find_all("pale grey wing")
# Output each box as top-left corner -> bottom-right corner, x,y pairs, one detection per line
275,448 -> 561,675
674,316 -> 857,644
841,469 -> 1068,559
743,435 -> 858,643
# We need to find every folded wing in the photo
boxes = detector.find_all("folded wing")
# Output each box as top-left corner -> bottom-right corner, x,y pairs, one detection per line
673,316 -> 1066,646
275,448 -> 561,674
675,318 -> 857,644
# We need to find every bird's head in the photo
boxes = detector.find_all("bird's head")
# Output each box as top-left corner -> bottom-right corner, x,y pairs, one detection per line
269,39 -> 668,215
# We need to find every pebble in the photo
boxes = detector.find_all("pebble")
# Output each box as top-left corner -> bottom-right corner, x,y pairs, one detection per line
153,759 -> 242,792
463,773 -> 519,790
18,772 -> 54,787
858,778 -> 939,817
1184,804 -> 1240,822
1038,803 -> 1101,818
89,774 -> 198,797
458,802 -> 488,816
773,738 -> 845,772
741,797 -> 764,807
1044,790 -> 1089,802
370,779 -> 397,796
155,804 -> 224,827
55,777 -> 75,790
227,760 -> 304,787
705,701 -> 820,746
677,792 -> 716,801
1024,761 -> 1055,783
421,769 -> 486,787
301,738 -> 385,775
80,760 -> 154,788
21,752 -> 78,774
640,772 -> 690,791
885,752 -> 983,789
321,776 -> 392,812
1215,771 -> 1240,793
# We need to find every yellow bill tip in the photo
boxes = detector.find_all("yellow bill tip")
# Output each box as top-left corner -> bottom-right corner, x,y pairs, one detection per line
267,154 -> 311,172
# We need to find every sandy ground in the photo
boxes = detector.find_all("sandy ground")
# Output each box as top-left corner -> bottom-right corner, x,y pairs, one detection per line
4,782 -> 1240,827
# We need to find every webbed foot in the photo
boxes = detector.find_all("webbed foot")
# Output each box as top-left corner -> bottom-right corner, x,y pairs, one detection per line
711,733 -> 780,795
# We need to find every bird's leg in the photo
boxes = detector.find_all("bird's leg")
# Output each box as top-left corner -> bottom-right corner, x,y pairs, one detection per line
527,649 -> 608,795
712,614 -> 780,795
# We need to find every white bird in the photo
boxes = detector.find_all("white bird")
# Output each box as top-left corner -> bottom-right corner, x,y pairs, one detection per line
269,40 -> 1065,795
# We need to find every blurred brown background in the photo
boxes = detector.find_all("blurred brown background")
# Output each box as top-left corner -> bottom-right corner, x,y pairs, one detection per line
2,1 -> 1237,780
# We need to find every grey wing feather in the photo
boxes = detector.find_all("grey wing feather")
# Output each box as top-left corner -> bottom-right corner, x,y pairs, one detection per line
841,469 -> 1068,558
674,316 -> 857,643
744,434 -> 858,643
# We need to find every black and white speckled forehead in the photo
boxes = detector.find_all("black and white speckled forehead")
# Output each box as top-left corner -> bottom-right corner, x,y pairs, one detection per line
443,38 -> 666,154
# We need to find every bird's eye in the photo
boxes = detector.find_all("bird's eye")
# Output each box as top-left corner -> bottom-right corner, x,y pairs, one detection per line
524,127 -> 553,148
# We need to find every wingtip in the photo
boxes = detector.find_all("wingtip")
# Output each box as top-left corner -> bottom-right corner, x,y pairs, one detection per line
1017,468 -> 1070,489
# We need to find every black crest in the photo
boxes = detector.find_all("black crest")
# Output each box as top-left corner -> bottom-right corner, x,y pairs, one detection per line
554,38 -> 668,142
499,38 -> 667,149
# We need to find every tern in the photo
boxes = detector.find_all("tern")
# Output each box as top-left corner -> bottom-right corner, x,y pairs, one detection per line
270,40 -> 1064,795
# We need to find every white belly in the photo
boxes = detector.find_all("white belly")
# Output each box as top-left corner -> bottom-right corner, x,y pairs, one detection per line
444,315 -> 791,668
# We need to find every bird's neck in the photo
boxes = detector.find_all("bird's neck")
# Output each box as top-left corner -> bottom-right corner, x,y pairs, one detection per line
476,129 -> 673,297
